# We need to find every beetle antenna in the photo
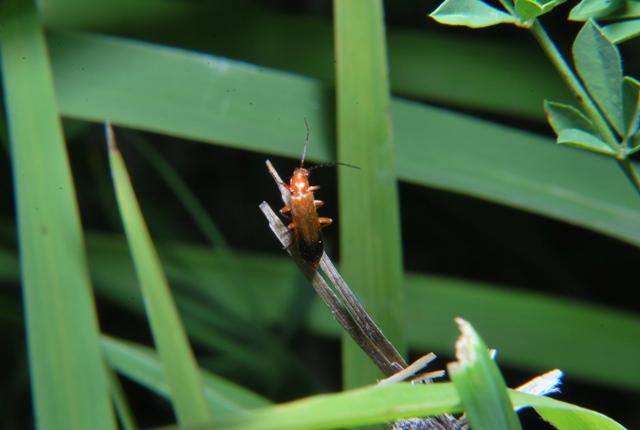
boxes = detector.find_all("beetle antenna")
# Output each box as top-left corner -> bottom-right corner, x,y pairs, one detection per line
299,118 -> 359,172
301,117 -> 310,168
308,162 -> 361,172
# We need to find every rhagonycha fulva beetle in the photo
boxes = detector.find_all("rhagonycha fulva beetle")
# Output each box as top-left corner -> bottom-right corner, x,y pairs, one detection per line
280,119 -> 358,269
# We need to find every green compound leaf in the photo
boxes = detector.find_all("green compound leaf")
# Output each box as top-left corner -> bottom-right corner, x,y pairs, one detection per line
557,128 -> 618,156
569,0 -> 625,21
430,0 -> 517,28
573,20 -> 625,136
544,101 -> 596,135
515,0 -> 557,21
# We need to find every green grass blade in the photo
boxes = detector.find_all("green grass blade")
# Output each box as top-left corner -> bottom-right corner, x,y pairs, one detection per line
191,383 -> 461,430
106,124 -> 211,425
121,132 -> 262,324
334,0 -> 407,390
85,231 -> 306,392
311,272 -> 640,391
85,230 -> 640,392
101,335 -> 271,414
50,30 -> 333,160
6,229 -> 639,392
156,379 -> 625,430
510,391 -> 627,430
125,133 -> 231,251
448,319 -> 522,430
0,1 -> 116,429
392,98 -> 640,247
48,31 -> 640,248
40,1 -> 571,121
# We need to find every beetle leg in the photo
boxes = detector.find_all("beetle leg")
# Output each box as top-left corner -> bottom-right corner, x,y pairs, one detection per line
318,217 -> 332,228
314,200 -> 324,208
308,185 -> 320,192
280,205 -> 292,220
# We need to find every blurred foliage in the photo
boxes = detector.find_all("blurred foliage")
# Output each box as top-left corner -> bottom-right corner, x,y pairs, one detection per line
1,0 -> 639,429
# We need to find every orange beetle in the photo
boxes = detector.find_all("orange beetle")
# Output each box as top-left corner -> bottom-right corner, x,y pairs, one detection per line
280,119 -> 357,268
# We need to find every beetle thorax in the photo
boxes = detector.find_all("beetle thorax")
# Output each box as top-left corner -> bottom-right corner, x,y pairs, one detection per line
290,168 -> 310,194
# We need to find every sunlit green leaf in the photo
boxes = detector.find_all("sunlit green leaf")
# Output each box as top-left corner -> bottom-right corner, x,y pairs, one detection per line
573,20 -> 625,136
603,19 -> 640,43
569,0 -> 625,20
557,128 -> 618,155
515,0 -> 557,21
544,101 -> 595,135
511,391 -> 627,430
430,0 -> 517,28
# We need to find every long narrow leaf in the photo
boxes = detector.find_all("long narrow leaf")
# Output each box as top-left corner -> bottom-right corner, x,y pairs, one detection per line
157,379 -> 624,430
0,1 -> 116,429
334,0 -> 406,390
48,31 -> 640,248
106,124 -> 211,425
40,1 -> 569,120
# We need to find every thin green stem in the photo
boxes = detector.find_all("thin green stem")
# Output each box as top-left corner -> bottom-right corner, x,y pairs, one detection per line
529,20 -> 640,194
528,20 -> 619,150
